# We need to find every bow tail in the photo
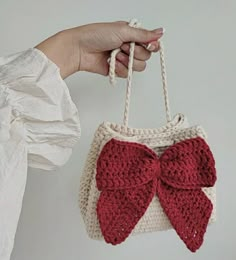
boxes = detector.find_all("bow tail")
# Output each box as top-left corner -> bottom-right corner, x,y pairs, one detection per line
97,180 -> 156,245
157,181 -> 213,252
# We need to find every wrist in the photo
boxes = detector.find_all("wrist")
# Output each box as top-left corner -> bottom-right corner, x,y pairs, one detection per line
35,29 -> 80,79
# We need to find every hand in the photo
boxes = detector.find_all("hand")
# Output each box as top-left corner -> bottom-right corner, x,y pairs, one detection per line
35,21 -> 164,79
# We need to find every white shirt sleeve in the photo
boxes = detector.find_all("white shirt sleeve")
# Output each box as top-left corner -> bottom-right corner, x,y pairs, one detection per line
0,48 -> 81,260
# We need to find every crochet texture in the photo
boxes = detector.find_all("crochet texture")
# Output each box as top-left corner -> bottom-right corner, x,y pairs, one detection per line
79,20 -> 217,247
79,118 -> 217,241
96,136 -> 216,252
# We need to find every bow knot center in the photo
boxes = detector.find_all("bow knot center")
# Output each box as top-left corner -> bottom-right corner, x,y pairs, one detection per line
154,159 -> 161,180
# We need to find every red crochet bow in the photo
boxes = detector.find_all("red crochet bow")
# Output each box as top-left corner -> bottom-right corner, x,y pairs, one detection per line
96,137 -> 216,252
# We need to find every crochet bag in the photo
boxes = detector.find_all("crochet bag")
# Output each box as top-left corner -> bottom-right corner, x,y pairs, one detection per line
79,19 -> 217,252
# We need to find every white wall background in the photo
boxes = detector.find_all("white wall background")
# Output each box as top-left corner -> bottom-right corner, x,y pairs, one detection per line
0,0 -> 235,259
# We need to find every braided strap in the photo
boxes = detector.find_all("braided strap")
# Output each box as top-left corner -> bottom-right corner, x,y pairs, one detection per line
108,18 -> 172,127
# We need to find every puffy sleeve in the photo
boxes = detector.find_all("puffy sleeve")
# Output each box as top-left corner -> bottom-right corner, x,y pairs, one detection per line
0,48 -> 81,170
0,48 -> 81,260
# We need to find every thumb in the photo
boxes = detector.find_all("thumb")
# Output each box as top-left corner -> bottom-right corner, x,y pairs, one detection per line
122,25 -> 164,44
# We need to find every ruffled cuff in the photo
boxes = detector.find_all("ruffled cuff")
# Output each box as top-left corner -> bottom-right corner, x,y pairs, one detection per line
0,48 -> 81,170
0,87 -> 11,141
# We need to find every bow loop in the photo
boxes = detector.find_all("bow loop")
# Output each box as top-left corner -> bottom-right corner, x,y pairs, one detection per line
96,139 -> 158,191
160,137 -> 216,189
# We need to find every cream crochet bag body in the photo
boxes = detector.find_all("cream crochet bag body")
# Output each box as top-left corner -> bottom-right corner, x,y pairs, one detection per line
79,19 -> 216,249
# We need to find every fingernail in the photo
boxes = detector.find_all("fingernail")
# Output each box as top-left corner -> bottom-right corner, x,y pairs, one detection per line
146,43 -> 155,51
153,28 -> 165,34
